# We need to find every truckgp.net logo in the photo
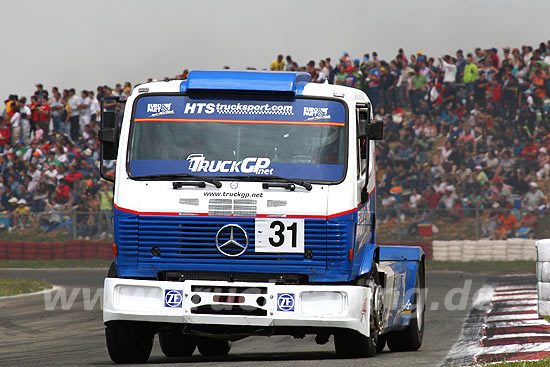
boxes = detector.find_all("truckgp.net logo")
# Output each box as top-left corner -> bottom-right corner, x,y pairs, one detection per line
187,154 -> 274,175
183,102 -> 294,115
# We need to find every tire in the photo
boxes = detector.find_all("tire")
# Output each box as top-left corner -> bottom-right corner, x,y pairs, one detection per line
376,335 -> 386,353
159,332 -> 196,357
105,321 -> 154,364
334,265 -> 382,358
387,262 -> 425,352
196,338 -> 231,357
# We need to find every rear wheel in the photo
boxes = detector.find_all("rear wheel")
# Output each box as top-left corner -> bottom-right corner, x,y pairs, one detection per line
105,321 -> 154,364
159,332 -> 196,357
197,338 -> 231,357
376,335 -> 386,353
387,262 -> 425,352
334,265 -> 383,358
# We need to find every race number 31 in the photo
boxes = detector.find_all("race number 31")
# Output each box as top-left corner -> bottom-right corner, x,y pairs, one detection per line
255,218 -> 304,253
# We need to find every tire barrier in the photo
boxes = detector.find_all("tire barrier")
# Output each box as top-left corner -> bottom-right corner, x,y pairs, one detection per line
432,239 -> 537,262
0,241 -> 113,261
537,239 -> 550,318
379,239 -> 537,262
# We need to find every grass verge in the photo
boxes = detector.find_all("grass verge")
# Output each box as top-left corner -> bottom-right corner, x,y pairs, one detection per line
427,260 -> 535,274
0,278 -> 52,297
0,259 -> 111,269
477,358 -> 550,366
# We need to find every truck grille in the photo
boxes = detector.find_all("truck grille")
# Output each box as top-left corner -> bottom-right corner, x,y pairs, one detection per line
137,216 -> 329,274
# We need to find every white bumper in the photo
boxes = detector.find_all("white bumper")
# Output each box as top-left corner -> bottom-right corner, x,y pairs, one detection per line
103,278 -> 371,336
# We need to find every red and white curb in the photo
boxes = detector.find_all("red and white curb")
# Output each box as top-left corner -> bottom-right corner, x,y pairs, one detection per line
474,284 -> 550,364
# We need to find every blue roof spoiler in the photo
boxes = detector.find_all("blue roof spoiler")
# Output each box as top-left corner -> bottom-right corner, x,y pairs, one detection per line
180,70 -> 311,94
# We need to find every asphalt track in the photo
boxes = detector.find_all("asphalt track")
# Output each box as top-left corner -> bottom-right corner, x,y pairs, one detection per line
0,269 -> 524,367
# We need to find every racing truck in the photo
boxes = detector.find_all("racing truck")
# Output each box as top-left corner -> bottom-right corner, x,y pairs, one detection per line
100,70 -> 425,363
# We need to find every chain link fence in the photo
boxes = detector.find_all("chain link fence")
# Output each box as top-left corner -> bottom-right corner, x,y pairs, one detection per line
375,206 -> 547,242
0,211 -> 113,241
0,207 -> 547,243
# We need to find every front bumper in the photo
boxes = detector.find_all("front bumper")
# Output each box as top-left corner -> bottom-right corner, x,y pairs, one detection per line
103,278 -> 372,336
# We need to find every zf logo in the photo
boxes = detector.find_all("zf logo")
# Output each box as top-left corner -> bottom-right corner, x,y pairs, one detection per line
277,293 -> 295,312
164,289 -> 183,308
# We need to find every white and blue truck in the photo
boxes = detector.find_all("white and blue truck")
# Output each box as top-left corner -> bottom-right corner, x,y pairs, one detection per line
99,70 -> 425,363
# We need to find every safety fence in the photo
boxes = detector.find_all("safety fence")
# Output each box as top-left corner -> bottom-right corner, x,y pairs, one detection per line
0,211 -> 113,240
0,240 -> 112,260
0,238 -> 537,262
375,207 -> 547,242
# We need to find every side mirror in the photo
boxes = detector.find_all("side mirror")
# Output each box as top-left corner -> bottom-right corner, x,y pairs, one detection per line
366,120 -> 384,140
99,96 -> 120,182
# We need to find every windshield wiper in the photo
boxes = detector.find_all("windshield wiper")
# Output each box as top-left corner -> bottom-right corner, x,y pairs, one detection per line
232,175 -> 312,191
132,173 -> 222,188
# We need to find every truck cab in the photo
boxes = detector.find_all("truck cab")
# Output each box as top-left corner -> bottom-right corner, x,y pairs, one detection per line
101,71 -> 424,363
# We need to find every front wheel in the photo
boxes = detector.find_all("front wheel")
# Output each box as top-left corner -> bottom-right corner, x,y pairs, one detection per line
196,338 -> 231,357
334,265 -> 382,358
159,332 -> 196,357
387,262 -> 425,352
334,329 -> 377,358
105,321 -> 154,364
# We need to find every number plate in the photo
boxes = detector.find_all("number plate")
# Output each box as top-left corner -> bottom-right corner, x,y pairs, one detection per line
255,218 -> 305,253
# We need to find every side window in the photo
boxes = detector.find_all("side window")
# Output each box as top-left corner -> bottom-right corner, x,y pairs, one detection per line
356,107 -> 369,178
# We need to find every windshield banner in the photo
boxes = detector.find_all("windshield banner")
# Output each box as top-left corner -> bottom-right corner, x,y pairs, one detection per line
129,95 -> 347,182
134,95 -> 346,125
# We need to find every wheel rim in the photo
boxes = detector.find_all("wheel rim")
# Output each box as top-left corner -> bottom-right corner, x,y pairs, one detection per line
369,282 -> 383,346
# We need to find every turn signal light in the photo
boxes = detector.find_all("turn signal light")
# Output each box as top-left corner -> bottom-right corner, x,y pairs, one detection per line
112,243 -> 118,256
348,249 -> 354,261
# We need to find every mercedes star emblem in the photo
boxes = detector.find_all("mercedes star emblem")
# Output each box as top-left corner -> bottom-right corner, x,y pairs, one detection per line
215,224 -> 249,257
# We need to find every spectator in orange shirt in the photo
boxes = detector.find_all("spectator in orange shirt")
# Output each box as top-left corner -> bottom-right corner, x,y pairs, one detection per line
493,210 -> 517,239
531,68 -> 546,107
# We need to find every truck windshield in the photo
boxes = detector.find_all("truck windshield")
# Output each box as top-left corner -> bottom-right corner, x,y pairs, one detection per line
128,95 -> 347,182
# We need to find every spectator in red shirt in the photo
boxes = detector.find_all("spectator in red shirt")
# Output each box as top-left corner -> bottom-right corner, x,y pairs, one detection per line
64,164 -> 83,186
489,78 -> 502,103
55,178 -> 70,204
0,119 -> 11,153
424,187 -> 441,209
36,95 -> 50,136
520,139 -> 539,170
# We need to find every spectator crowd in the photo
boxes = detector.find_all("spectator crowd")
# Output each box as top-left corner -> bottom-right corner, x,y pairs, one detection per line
0,84 -> 127,238
2,41 -> 550,240
270,43 -> 550,239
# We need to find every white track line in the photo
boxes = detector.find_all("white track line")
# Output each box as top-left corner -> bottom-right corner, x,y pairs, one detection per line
486,315 -> 540,322
495,285 -> 536,291
492,300 -> 537,306
476,342 -> 550,356
488,306 -> 537,313
492,295 -> 538,301
484,319 -> 550,328
0,285 -> 62,300
483,333 -> 550,340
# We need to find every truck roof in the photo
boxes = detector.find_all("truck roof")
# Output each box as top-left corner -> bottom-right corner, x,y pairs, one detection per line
131,70 -> 368,102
